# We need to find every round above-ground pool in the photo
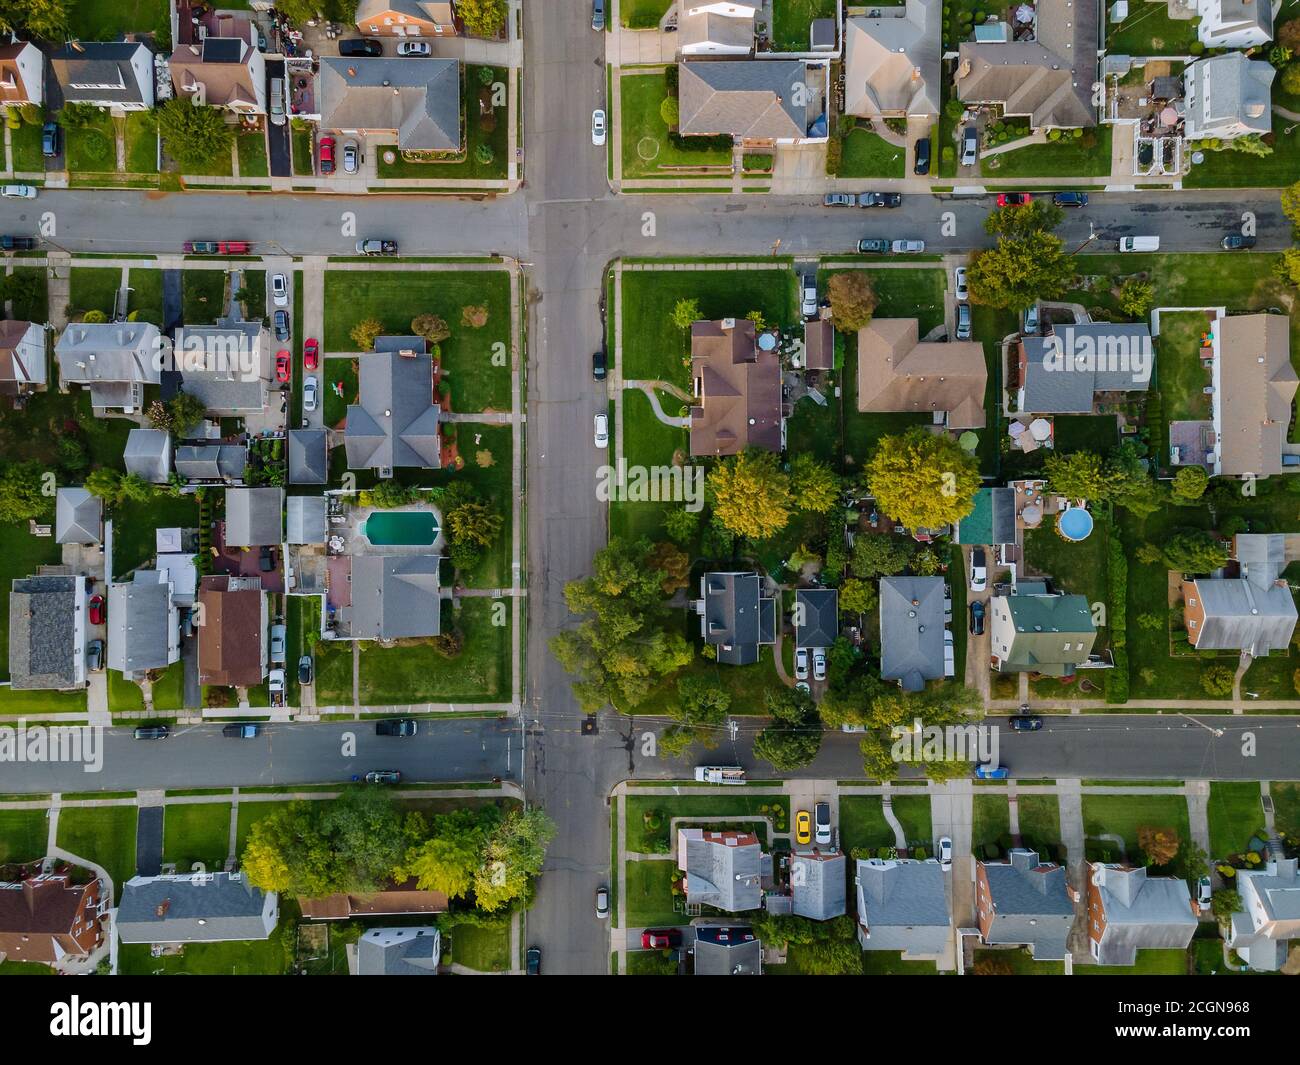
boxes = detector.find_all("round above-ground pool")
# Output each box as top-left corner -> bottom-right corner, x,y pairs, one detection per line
363,511 -> 440,546
1057,507 -> 1094,542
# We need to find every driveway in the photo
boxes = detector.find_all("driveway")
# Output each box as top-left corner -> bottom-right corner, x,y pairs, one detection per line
265,60 -> 292,178
135,806 -> 163,877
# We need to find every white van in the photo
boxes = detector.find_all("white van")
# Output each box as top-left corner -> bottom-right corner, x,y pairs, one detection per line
269,78 -> 286,126
1118,235 -> 1159,252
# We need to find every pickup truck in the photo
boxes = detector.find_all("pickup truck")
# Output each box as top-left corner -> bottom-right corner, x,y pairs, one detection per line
355,239 -> 398,256
694,766 -> 746,785
184,241 -> 252,255
222,723 -> 262,739
268,668 -> 286,707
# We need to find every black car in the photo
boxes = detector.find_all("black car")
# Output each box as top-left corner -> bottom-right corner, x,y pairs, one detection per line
859,192 -> 902,208
913,138 -> 931,176
298,654 -> 313,686
526,946 -> 541,975
857,238 -> 891,254
376,718 -> 418,738
259,545 -> 276,572
273,309 -> 290,341
969,599 -> 986,636
86,639 -> 104,672
1,236 -> 37,251
593,349 -> 607,380
1052,191 -> 1089,208
339,38 -> 384,57
1222,234 -> 1256,250
1009,715 -> 1043,732
222,723 -> 262,739
133,725 -> 170,740
42,122 -> 59,157
365,770 -> 401,785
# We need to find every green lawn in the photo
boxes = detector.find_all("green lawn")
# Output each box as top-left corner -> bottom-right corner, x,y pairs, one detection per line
239,268 -> 267,324
357,598 -> 510,703
1206,782 -> 1265,859
236,132 -> 269,179
0,688 -> 88,715
234,800 -> 297,855
0,958 -> 55,975
975,947 -> 1066,974
973,793 -> 1011,850
773,0 -> 838,50
107,669 -> 145,712
1184,123 -> 1300,189
11,122 -> 44,173
624,859 -> 682,926
627,949 -> 679,974
68,0 -> 169,39
621,267 -> 797,386
448,920 -> 511,972
622,388 -> 687,468
1016,795 -> 1063,856
1273,782 -> 1300,837
838,127 -> 905,179
619,71 -> 732,180
0,522 -> 66,683
313,637 -> 354,706
860,951 -> 939,974
182,269 -> 228,324
118,917 -> 293,975
322,268 -> 512,412
1075,948 -> 1189,975
124,112 -> 158,174
839,797 -> 897,854
69,267 -> 123,319
622,0 -> 673,27
163,803 -> 233,871
1082,793 -> 1190,864
0,809 -> 49,865
127,267 -> 164,325
631,645 -> 785,717
982,127 -> 1112,178
1157,310 -> 1214,422
63,113 -> 116,175
1105,3 -> 1200,53
292,125 -> 315,177
110,494 -> 200,580
4,266 -> 47,322
625,794 -> 790,852
56,807 -> 138,902
150,660 -> 186,711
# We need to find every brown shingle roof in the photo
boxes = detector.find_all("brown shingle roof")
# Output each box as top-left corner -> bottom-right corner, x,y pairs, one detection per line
169,37 -> 260,110
689,318 -> 783,456
299,879 -> 449,920
197,575 -> 264,687
857,318 -> 988,428
804,318 -> 835,371
0,872 -> 102,964
1218,314 -> 1297,477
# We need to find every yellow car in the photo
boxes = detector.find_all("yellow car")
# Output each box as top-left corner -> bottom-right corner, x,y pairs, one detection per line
795,810 -> 812,846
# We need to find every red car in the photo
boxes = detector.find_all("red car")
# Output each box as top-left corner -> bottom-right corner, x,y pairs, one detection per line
303,337 -> 319,371
275,351 -> 291,383
319,136 -> 335,175
217,241 -> 251,254
640,928 -> 682,950
996,192 -> 1032,207
88,595 -> 104,626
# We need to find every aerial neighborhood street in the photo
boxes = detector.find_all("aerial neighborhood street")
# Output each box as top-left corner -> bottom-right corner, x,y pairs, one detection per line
0,0 -> 1298,995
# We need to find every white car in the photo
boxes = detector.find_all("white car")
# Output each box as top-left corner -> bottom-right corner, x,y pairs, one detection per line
591,108 -> 606,146
271,273 -> 289,307
269,623 -> 286,664
812,649 -> 826,682
1,184 -> 36,199
800,275 -> 817,319
969,548 -> 987,593
595,885 -> 610,919
303,376 -> 319,413
593,411 -> 609,448
954,266 -> 968,302
342,141 -> 359,174
1197,875 -> 1212,908
938,836 -> 953,870
943,630 -> 955,678
814,802 -> 832,846
795,648 -> 809,681
397,40 -> 432,57
891,239 -> 925,253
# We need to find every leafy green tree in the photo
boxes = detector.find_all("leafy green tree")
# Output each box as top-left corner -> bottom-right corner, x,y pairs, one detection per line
670,297 -> 701,331
1201,664 -> 1235,698
838,577 -> 877,615
474,808 -> 557,911
0,461 -> 49,522
396,808 -> 498,899
983,199 -> 1063,238
967,229 -> 1072,311
753,685 -> 823,770
662,674 -> 731,754
350,317 -> 384,351
1106,443 -> 1165,517
1210,888 -> 1241,921
81,310 -> 107,324
646,540 -> 691,595
84,467 -> 121,502
850,535 -> 913,578
789,454 -> 839,513
866,427 -> 980,532
827,271 -> 877,332
1118,277 -> 1155,318
169,390 -> 208,436
1171,465 -> 1209,503
456,0 -> 509,37
1044,449 -> 1111,500
1164,529 -> 1229,573
411,314 -> 451,344
663,505 -> 700,543
709,449 -> 792,540
1230,133 -> 1272,156
157,97 -> 235,169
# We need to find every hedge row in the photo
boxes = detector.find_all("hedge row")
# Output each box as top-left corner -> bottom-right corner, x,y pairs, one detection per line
1106,532 -> 1129,704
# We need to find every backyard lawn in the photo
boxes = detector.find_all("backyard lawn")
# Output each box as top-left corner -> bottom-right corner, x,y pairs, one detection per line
860,951 -> 940,974
1075,948 -> 1189,975
982,127 -> 1112,178
0,522 -> 68,684
162,802 -> 233,871
1206,782 -> 1265,859
56,807 -> 138,901
111,494 -> 201,581
772,0 -> 838,50
1105,2 -> 1202,54
619,71 -> 732,180
182,269 -> 229,324
1082,793 -> 1190,864
322,268 -> 512,412
838,127 -> 905,179
0,809 -> 49,865
974,947 -> 1065,975
119,918 -> 292,975
1157,310 -> 1214,421
68,0 -> 169,39
622,0 -> 673,27
11,122 -> 44,172
625,793 -> 790,852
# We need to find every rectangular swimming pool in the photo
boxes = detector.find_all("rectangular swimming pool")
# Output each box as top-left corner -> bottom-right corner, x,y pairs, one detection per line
363,511 -> 440,546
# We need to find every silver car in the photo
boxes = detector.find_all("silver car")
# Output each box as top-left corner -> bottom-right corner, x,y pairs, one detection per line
891,239 -> 926,253
303,376 -> 319,413
342,141 -> 359,174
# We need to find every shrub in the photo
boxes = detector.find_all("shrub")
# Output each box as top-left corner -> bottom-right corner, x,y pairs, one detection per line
659,96 -> 679,127
474,142 -> 495,166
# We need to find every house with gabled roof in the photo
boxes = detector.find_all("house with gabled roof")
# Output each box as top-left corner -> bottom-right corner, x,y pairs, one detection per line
0,41 -> 44,107
694,571 -> 776,665
1226,856 -> 1300,971
117,872 -> 277,944
0,865 -> 105,967
170,28 -> 266,115
692,924 -> 762,974
55,321 -> 161,413
123,428 -> 173,484
879,576 -> 946,691
1016,324 -> 1154,414
319,57 -> 462,152
348,555 -> 442,641
345,337 -> 442,472
51,41 -> 154,112
791,849 -> 846,921
689,318 -> 783,456
300,878 -> 449,921
844,1 -> 940,122
355,0 -> 460,37
1197,0 -> 1273,48
225,487 -> 283,548
197,575 -> 267,688
108,570 -> 180,680
794,588 -> 838,652
1183,533 -> 1298,657
1184,52 -> 1274,141
854,857 -> 951,957
357,926 -> 442,975
678,2 -> 757,55
1085,862 -> 1197,966
287,496 -> 328,546
1213,313 -> 1297,477
0,320 -> 47,398
679,829 -> 763,912
288,429 -> 329,484
988,590 -> 1096,676
976,849 -> 1076,960
170,318 -> 271,415
857,319 -> 987,429
8,574 -> 86,691
678,59 -> 827,144
174,444 -> 248,483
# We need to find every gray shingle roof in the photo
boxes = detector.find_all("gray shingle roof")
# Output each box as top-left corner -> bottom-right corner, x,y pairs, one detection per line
287,495 -> 327,545
1090,864 -> 1196,966
791,850 -> 847,921
288,429 -> 329,484
357,926 -> 441,975
122,429 -> 173,483
56,322 -> 161,393
855,858 -> 951,955
678,59 -> 809,140
344,342 -> 442,471
174,444 -> 248,481
52,42 -> 152,107
107,571 -> 178,676
693,925 -> 762,975
55,487 -> 101,545
116,873 -> 276,944
879,576 -> 946,691
8,575 -> 82,690
681,830 -> 763,912
172,322 -> 269,413
794,588 -> 838,650
981,849 -> 1075,960
319,57 -> 461,151
1020,325 -> 1153,413
1185,52 -> 1274,138
699,571 -> 776,666
1190,534 -> 1299,655
224,487 -> 283,547
349,554 -> 442,640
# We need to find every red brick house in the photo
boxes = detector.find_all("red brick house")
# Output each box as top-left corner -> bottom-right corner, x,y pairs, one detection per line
0,865 -> 106,966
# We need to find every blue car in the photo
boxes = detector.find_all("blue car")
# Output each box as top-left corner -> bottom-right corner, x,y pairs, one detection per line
975,763 -> 1009,780
41,122 -> 59,157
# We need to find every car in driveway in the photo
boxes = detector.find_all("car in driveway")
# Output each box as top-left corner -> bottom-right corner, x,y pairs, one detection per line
397,40 -> 432,56
275,350 -> 291,383
823,192 -> 856,207
859,191 -> 901,207
813,649 -> 826,681
796,809 -> 813,845
86,639 -> 104,672
956,301 -> 971,340
954,266 -> 968,301
1052,191 -> 1089,208
303,337 -> 319,371
223,723 -> 262,739
375,719 -> 418,738
133,725 -> 170,740
891,239 -> 925,253
794,647 -> 809,681
88,594 -> 105,625
969,599 -> 985,636
938,836 -> 953,870
1222,234 -> 1256,250
298,654 -> 313,685
319,135 -> 335,175
526,946 -> 541,974
342,140 -> 359,174
594,411 -> 609,448
303,376 -> 318,412
274,310 -> 290,342
339,38 -> 383,57
640,928 -> 682,949
960,126 -> 978,167
996,192 -> 1032,207
1,185 -> 36,199
591,108 -> 606,146
800,275 -> 818,318
1022,303 -> 1040,335
270,623 -> 287,663
1197,875 -> 1212,908
969,548 -> 987,592
1009,714 -> 1043,732
596,886 -> 610,919
814,801 -> 832,845
42,122 -> 60,157
857,238 -> 891,254
913,137 -> 930,175
364,770 -> 402,785
271,272 -> 289,307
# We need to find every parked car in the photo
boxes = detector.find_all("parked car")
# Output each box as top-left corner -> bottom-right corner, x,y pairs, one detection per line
593,411 -> 609,449
133,725 -> 170,740
956,302 -> 972,340
342,141 -> 359,174
969,599 -> 985,636
912,137 -> 930,175
269,623 -> 287,663
960,126 -> 978,167
298,654 -> 314,686
890,239 -> 925,253
259,545 -> 276,573
269,77 -> 285,126
938,836 -> 953,870
274,310 -> 290,342
339,38 -> 383,57
41,122 -> 59,157
275,350 -> 291,383
1052,191 -> 1089,208
364,770 -> 402,785
303,376 -> 318,413
1222,234 -> 1256,250
591,108 -> 606,146
996,192 -> 1032,207
592,0 -> 606,30
975,762 -> 1008,780
857,238 -> 891,254
794,647 -> 809,681
800,275 -> 818,318
795,809 -> 812,845
969,548 -> 987,592
595,886 -> 610,919
813,649 -> 826,681
223,724 -> 262,739
303,337 -> 319,371
355,238 -> 398,255
640,928 -> 681,949
319,136 -> 335,175
1197,875 -> 1212,908
814,801 -> 832,845
0,235 -> 37,251
1009,715 -> 1043,732
592,349 -> 607,380
268,668 -> 285,706
526,946 -> 541,975
1022,303 -> 1040,335
397,40 -> 432,57
271,272 -> 289,307
88,594 -> 105,625
86,639 -> 104,672
943,630 -> 955,677
954,266 -> 968,302
1,185 -> 37,199
823,192 -> 856,207
375,719 -> 418,738
859,191 -> 901,208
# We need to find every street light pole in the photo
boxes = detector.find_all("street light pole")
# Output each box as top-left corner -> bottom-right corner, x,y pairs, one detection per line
1178,713 -> 1225,738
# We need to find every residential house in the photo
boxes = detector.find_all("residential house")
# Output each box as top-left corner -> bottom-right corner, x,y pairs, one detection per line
791,849 -> 847,920
843,1 -> 941,123
357,926 -> 442,975
678,828 -> 764,912
957,486 -> 1017,548
678,59 -> 828,144
677,2 -> 757,55
1197,0 -> 1273,48
122,428 -> 174,484
976,849 -> 1076,960
794,588 -> 838,652
1213,313 -> 1297,477
174,444 -> 248,483
107,570 -> 181,680
288,428 -> 329,484
55,321 -> 161,413
0,321 -> 46,400
300,879 -> 449,920
1016,324 -> 1154,414
197,575 -> 268,688
692,924 -> 762,974
802,317 -> 835,371
689,318 -> 783,456
51,41 -> 155,112
988,591 -> 1096,676
171,319 -> 271,415
1085,862 -> 1197,966
0,866 -> 105,966
8,575 -> 86,691
287,495 -> 328,545
1226,856 -> 1300,971
857,319 -> 987,428
879,576 -> 946,691
1183,534 -> 1299,656
155,551 -> 198,609
954,0 -> 1098,129
355,0 -> 460,37
318,58 -> 462,152
345,337 -> 442,472
55,487 -> 101,546
349,555 -> 442,640
1184,52 -> 1274,141
694,571 -> 776,665
225,487 -> 284,548
0,41 -> 44,108
116,872 -> 278,944
170,30 -> 267,115
854,857 -> 952,956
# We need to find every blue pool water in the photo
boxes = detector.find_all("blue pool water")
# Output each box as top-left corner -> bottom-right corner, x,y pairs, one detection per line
1058,507 -> 1094,542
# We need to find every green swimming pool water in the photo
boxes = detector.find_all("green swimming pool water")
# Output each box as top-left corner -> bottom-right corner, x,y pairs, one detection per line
363,511 -> 440,546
